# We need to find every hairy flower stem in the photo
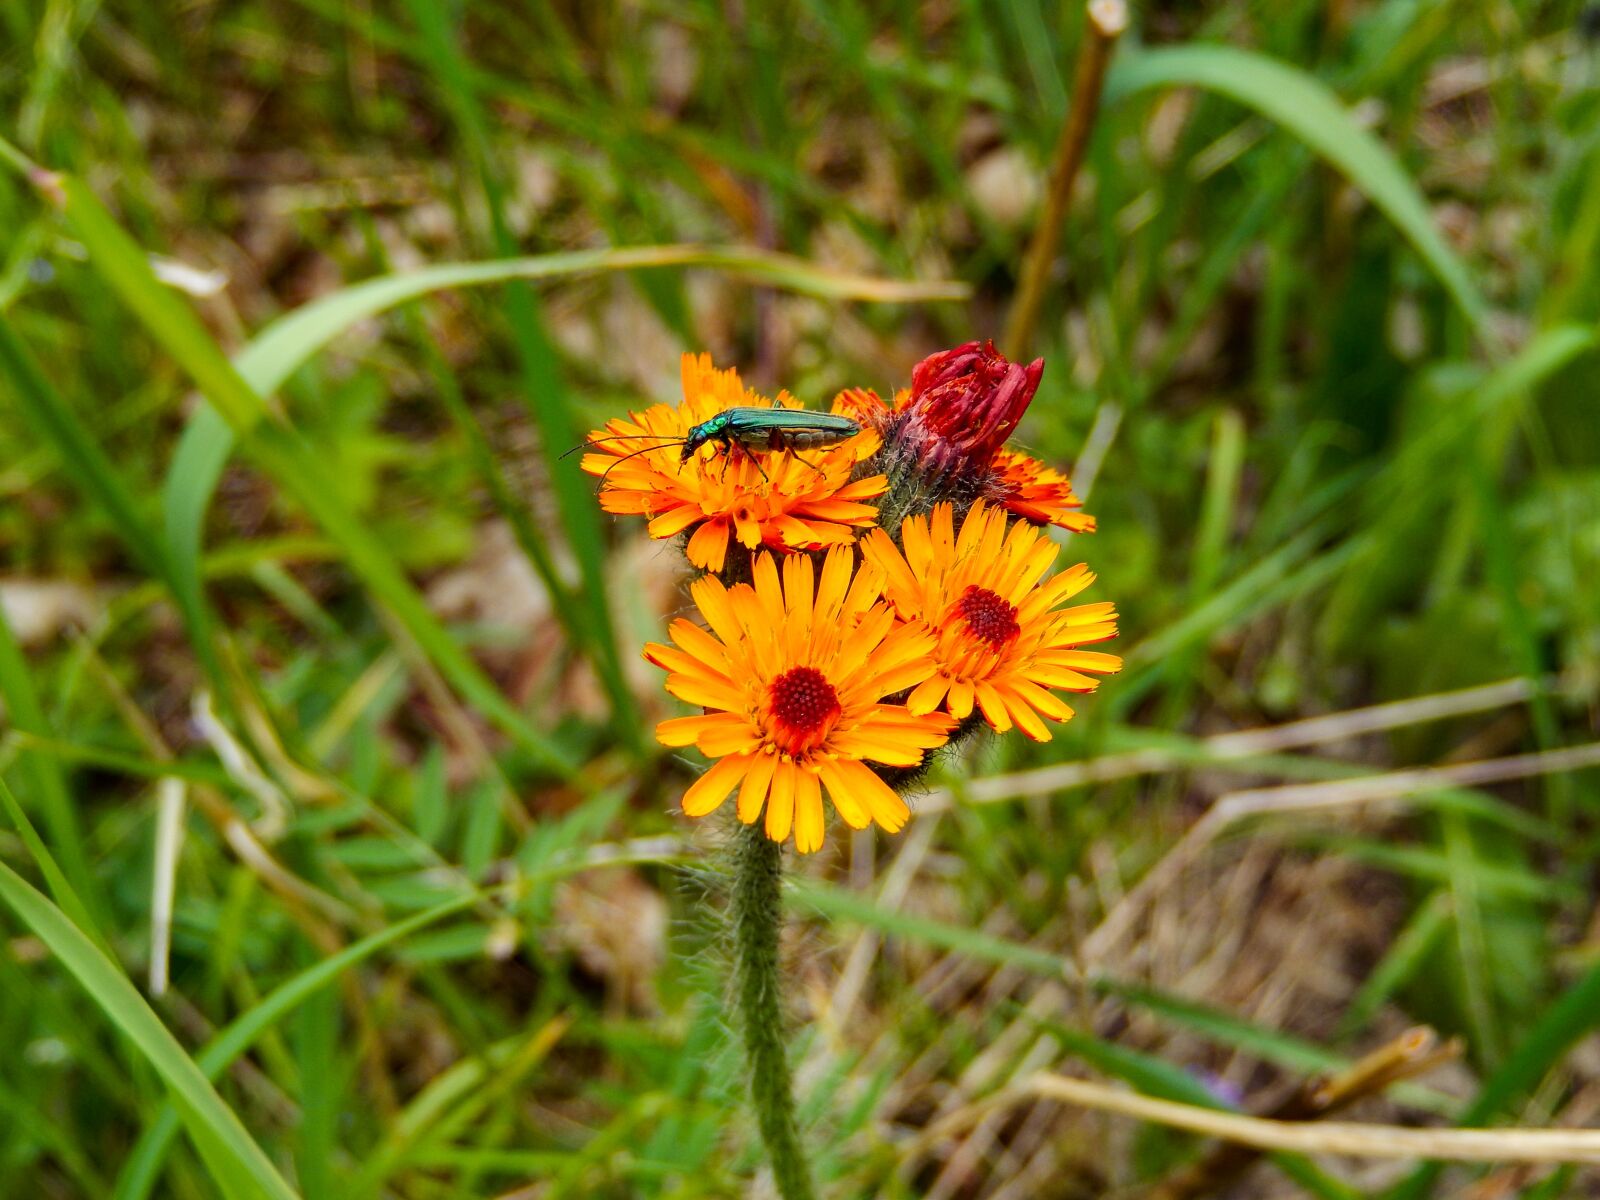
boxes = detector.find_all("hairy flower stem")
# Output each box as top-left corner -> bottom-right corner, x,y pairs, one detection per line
731,822 -> 818,1200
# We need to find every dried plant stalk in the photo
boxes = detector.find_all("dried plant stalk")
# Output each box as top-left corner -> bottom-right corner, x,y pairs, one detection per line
1143,1027 -> 1463,1200
1004,0 -> 1129,360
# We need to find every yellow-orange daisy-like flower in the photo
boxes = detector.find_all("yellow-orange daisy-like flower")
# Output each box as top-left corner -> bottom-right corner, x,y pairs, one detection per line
644,547 -> 955,853
991,449 -> 1096,532
580,354 -> 886,572
861,501 -> 1120,741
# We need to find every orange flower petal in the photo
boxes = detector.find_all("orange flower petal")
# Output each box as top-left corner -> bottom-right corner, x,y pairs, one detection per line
644,641 -> 732,685
733,508 -> 763,548
1008,676 -> 1075,722
648,505 -> 703,539
682,753 -> 752,816
974,681 -> 1012,732
794,769 -> 826,854
817,758 -> 870,829
948,678 -> 976,718
685,519 -> 731,571
765,759 -> 797,843
999,687 -> 1052,742
656,713 -> 749,748
831,758 -> 910,833
738,751 -> 778,825
1048,650 -> 1123,672
662,674 -> 746,712
668,619 -> 734,674
907,675 -> 950,715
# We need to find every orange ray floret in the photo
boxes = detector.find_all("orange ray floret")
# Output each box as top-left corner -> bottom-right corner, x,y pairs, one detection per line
991,448 -> 1096,532
644,546 -> 955,853
861,501 -> 1121,742
580,354 -> 886,572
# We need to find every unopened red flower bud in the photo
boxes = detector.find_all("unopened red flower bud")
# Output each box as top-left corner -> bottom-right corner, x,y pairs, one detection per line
895,341 -> 1044,476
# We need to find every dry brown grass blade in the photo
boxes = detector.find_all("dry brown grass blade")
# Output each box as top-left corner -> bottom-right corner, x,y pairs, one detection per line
1142,1027 -> 1464,1200
918,673 -> 1563,815
1083,740 -> 1600,963
915,1073 -> 1600,1167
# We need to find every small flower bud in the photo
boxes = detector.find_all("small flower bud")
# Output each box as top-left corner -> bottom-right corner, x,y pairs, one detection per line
897,341 -> 1044,475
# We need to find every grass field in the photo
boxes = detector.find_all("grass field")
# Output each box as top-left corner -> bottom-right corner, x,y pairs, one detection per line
2,1 -> 1599,1197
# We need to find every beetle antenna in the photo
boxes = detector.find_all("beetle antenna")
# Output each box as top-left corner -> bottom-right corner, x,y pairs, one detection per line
593,439 -> 690,486
560,432 -> 688,461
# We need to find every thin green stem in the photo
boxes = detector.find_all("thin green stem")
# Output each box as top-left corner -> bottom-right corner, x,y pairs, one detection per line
731,822 -> 817,1200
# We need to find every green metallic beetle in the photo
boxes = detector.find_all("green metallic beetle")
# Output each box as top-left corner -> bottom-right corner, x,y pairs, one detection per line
677,407 -> 861,465
577,406 -> 863,483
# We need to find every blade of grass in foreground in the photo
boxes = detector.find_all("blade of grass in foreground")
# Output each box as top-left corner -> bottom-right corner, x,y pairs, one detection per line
1106,43 -> 1489,337
0,774 -> 105,954
0,859 -> 301,1200
112,891 -> 480,1200
25,166 -> 574,774
0,588 -> 105,928
0,315 -> 237,729
114,836 -> 680,1199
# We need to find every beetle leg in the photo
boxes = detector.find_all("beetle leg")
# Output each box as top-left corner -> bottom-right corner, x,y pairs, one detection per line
790,449 -> 825,474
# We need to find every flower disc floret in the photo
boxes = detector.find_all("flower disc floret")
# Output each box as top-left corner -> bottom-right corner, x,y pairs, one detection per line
861,501 -> 1121,741
954,585 -> 1021,647
644,546 -> 955,853
580,354 -> 886,571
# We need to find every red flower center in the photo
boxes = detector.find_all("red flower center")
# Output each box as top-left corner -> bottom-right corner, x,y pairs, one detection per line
767,666 -> 842,752
955,586 -> 1020,648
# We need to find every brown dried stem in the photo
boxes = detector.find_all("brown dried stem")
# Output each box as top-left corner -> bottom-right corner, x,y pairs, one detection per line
912,1069 -> 1600,1170
1003,0 -> 1129,360
1142,1026 -> 1463,1200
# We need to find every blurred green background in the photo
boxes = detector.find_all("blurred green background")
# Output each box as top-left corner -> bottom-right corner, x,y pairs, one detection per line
1,1 -> 1598,1197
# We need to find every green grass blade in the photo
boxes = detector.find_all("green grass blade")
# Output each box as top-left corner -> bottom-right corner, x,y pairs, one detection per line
0,774 -> 104,952
235,247 -> 965,402
111,890 -> 480,1200
162,404 -> 232,651
51,176 -> 265,430
246,420 -> 577,774
0,591 -> 104,926
0,314 -> 235,723
0,859 -> 301,1200
397,0 -> 636,746
0,316 -> 168,576
1337,891 -> 1452,1039
393,296 -> 595,712
38,170 -> 573,773
1107,44 -> 1489,335
789,878 -> 1066,976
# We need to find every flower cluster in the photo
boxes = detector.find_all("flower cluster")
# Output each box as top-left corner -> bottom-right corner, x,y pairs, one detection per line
582,341 -> 1119,852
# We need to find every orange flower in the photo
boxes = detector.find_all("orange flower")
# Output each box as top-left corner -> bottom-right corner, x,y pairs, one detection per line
645,547 -> 955,852
580,354 -> 885,572
991,449 -> 1096,532
861,501 -> 1120,741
